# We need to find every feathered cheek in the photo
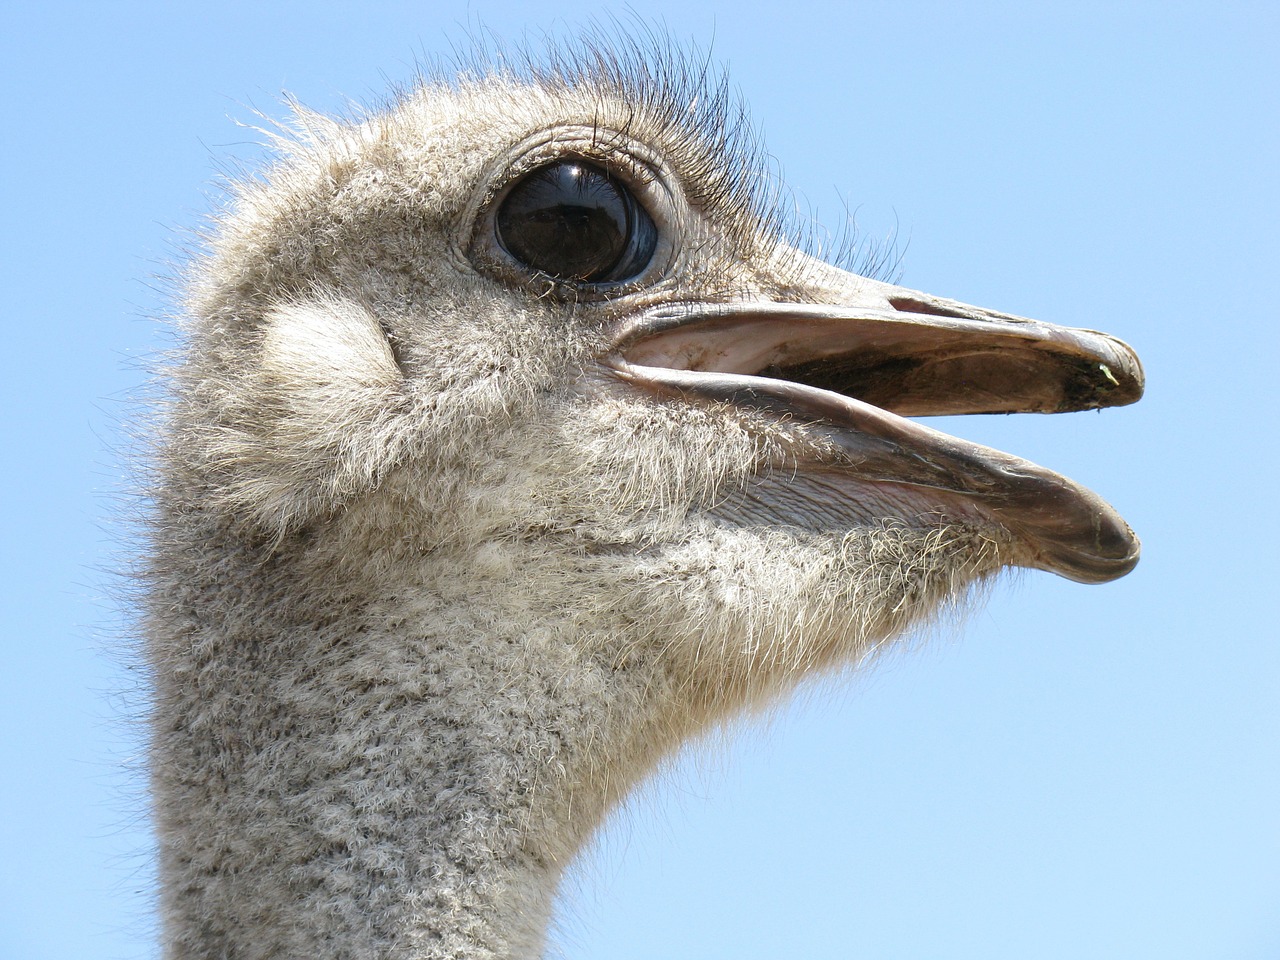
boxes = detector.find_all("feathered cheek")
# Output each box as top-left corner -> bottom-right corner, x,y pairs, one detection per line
259,295 -> 404,390
212,295 -> 408,535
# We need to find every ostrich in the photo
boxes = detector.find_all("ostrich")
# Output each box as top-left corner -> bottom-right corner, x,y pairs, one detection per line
146,39 -> 1142,960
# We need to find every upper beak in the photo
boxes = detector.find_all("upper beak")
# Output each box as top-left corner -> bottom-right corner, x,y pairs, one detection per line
613,275 -> 1143,419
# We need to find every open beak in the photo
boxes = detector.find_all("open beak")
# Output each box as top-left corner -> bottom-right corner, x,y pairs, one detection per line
606,275 -> 1143,584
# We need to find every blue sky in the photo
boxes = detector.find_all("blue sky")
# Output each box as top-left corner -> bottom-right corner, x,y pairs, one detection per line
2,2 -> 1276,957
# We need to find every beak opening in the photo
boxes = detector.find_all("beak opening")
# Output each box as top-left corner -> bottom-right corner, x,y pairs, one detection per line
605,281 -> 1143,584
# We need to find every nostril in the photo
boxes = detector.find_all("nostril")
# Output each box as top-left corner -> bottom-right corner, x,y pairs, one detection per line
888,297 -> 970,319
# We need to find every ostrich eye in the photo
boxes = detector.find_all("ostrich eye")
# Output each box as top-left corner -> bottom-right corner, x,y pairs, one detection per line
495,160 -> 658,284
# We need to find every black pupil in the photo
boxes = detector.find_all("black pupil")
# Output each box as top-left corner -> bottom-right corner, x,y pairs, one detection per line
495,160 -> 657,284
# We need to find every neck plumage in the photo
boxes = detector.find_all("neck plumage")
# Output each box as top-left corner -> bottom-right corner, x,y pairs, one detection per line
148,517 -> 674,960
147,466 -> 965,957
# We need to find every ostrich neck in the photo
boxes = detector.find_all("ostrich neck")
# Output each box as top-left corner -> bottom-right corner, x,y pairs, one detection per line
149,520 -> 657,960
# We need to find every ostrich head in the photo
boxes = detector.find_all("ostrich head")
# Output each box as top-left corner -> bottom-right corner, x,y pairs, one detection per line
149,39 -> 1141,960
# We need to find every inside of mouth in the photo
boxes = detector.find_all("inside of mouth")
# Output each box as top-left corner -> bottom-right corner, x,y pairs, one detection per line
762,351 -> 1116,417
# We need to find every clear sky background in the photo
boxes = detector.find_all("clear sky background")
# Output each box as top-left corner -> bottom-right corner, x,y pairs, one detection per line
2,2 -> 1276,958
